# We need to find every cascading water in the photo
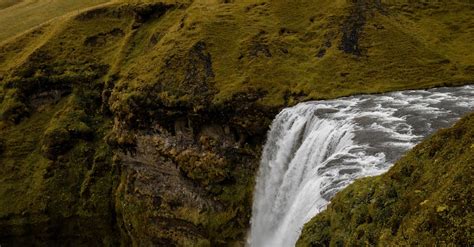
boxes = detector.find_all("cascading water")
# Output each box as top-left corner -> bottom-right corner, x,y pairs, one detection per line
248,85 -> 474,247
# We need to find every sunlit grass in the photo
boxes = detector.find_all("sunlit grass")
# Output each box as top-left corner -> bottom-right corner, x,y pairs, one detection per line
0,0 -> 112,42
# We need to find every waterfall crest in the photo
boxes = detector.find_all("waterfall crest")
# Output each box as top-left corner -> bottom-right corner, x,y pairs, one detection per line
248,85 -> 474,247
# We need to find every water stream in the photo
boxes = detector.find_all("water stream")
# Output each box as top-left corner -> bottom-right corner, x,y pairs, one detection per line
248,85 -> 474,247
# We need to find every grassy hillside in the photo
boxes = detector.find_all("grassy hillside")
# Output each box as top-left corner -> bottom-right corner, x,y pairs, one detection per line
0,0 -> 112,42
0,0 -> 473,245
297,113 -> 474,246
109,0 -> 474,111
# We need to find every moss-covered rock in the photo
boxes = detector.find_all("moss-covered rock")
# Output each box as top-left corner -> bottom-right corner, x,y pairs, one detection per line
297,113 -> 474,246
41,100 -> 94,159
0,96 -> 122,246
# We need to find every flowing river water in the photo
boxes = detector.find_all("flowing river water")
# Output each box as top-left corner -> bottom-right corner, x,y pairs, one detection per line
248,85 -> 474,247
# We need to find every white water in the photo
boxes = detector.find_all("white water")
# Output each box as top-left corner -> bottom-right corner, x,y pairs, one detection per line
248,85 -> 474,247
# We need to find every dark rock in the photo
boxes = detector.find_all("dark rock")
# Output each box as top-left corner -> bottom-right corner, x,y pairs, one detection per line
339,0 -> 386,56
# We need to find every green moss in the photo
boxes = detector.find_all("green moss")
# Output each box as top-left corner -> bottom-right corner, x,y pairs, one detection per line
41,97 -> 94,159
0,94 -> 28,123
297,113 -> 474,246
0,89 -> 121,245
0,11 -> 122,239
176,149 -> 229,186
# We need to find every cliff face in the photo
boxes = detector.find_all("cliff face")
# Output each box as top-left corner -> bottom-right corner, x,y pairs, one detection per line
0,0 -> 473,245
297,113 -> 474,246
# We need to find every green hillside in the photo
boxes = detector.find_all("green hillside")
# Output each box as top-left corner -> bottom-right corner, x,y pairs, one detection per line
297,112 -> 474,246
0,0 -> 473,245
0,0 -> 112,42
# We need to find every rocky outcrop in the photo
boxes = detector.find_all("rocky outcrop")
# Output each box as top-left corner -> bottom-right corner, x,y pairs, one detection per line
339,0 -> 385,56
109,97 -> 277,245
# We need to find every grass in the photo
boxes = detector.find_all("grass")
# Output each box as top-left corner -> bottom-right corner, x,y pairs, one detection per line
0,0 -> 22,10
297,113 -> 474,246
0,0 -> 112,42
104,0 -> 474,117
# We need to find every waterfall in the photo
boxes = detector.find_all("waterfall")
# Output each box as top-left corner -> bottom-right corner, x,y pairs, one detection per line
248,85 -> 474,247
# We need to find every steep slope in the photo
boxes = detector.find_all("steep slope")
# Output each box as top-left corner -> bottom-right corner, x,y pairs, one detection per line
297,113 -> 474,246
0,0 -> 473,245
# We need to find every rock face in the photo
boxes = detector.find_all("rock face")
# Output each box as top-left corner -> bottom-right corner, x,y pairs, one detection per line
297,113 -> 474,246
112,111 -> 273,245
0,0 -> 473,245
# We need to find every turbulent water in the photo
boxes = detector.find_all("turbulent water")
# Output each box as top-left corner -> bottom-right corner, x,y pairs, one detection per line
248,85 -> 474,247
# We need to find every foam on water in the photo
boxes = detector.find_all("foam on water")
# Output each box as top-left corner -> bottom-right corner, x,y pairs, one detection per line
248,85 -> 474,247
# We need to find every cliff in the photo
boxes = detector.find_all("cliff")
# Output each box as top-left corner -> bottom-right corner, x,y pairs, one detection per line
0,0 -> 473,245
